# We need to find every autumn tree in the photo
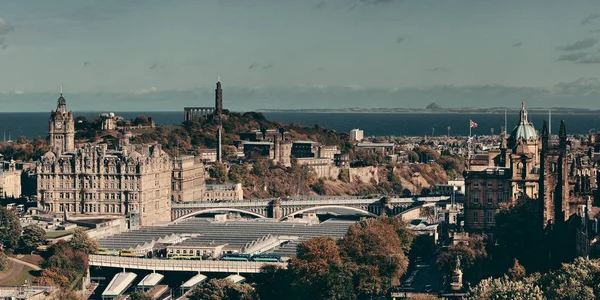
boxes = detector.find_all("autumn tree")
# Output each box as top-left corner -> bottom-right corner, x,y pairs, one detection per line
507,259 -> 526,281
188,278 -> 257,300
19,224 -> 46,253
39,241 -> 89,288
436,235 -> 487,283
68,228 -> 98,254
339,216 -> 413,296
289,237 -> 356,300
0,251 -> 9,272
0,206 -> 22,251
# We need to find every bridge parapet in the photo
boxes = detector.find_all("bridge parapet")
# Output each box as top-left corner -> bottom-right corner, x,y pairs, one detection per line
89,255 -> 286,274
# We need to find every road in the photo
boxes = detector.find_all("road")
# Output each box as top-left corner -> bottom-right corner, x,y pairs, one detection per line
406,263 -> 443,293
7,257 -> 41,271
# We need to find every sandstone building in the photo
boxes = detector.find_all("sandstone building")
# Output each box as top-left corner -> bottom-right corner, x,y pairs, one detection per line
37,143 -> 172,226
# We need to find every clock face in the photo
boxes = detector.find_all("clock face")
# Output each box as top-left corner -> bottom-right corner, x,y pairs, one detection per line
56,122 -> 62,129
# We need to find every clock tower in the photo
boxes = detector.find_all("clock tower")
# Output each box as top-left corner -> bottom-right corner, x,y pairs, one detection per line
49,88 -> 75,153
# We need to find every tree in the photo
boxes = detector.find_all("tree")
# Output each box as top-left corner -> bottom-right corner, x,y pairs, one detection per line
19,225 -> 46,253
0,206 -> 22,250
339,216 -> 412,296
222,145 -> 238,161
40,241 -> 89,288
469,276 -> 544,300
0,251 -> 9,272
210,162 -> 228,184
129,290 -> 153,300
436,235 -> 487,283
507,259 -> 526,281
494,199 -> 548,273
68,228 -> 98,254
188,278 -> 257,300
534,257 -> 600,300
133,115 -> 151,126
255,265 -> 293,300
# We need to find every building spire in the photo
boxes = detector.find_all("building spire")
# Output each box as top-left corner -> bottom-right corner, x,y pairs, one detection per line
217,74 -> 220,83
559,120 -> 566,137
60,84 -> 63,96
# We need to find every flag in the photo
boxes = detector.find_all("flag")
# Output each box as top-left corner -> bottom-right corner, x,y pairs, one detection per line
470,120 -> 478,128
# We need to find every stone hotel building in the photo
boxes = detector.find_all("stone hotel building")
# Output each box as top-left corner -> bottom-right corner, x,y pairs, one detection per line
37,143 -> 172,226
37,92 -> 172,226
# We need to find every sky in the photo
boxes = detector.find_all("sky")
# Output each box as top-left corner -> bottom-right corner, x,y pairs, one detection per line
2,0 -> 600,111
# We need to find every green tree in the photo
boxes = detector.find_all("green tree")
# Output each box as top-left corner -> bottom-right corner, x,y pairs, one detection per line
19,225 -> 46,253
222,145 -> 238,161
535,257 -> 600,300
0,206 -> 22,250
468,276 -> 544,300
188,278 -> 257,300
494,199 -> 548,273
129,290 -> 153,300
210,162 -> 228,183
229,164 -> 249,184
68,228 -> 98,254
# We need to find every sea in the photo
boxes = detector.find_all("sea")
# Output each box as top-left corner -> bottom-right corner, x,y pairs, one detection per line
0,111 -> 599,139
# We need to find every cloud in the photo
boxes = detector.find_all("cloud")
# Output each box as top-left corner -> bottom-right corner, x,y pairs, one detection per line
557,52 -> 589,62
556,38 -> 599,51
0,18 -> 13,35
83,61 -> 90,67
425,67 -> 450,72
582,14 -> 600,25
512,42 -> 522,47
590,29 -> 600,33
248,63 -> 257,69
553,78 -> 600,96
314,1 -> 325,9
396,37 -> 405,44
360,0 -> 400,4
0,37 -> 7,50
577,55 -> 600,64
262,63 -> 274,69
133,87 -> 158,94
0,18 -> 14,50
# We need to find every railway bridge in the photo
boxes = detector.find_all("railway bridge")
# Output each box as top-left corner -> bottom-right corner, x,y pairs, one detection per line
171,195 -> 450,221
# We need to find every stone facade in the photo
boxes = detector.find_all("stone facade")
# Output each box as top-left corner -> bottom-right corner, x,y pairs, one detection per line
204,183 -> 243,201
464,167 -> 511,232
296,158 -> 339,179
172,155 -> 205,202
464,104 -> 597,237
0,161 -> 21,198
36,143 -> 172,226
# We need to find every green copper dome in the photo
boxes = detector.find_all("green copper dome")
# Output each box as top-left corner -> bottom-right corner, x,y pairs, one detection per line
509,101 -> 537,142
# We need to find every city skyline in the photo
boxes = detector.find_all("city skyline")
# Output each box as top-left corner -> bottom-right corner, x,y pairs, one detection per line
2,0 -> 600,110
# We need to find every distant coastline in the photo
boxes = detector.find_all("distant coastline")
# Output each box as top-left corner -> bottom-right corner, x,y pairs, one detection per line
256,107 -> 600,115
